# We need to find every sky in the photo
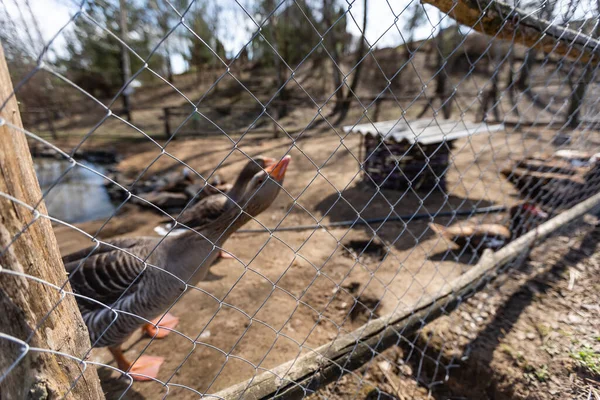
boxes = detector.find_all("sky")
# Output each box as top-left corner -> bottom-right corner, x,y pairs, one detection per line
3,0 -> 596,75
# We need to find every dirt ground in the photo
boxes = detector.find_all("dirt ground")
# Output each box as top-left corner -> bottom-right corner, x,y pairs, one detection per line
45,121 -> 598,400
307,217 -> 600,400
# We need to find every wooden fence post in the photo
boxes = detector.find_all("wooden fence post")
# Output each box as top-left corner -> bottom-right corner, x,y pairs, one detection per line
0,47 -> 105,398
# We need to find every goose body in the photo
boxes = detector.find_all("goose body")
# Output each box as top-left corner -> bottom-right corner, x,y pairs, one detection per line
64,235 -> 216,348
64,156 -> 290,380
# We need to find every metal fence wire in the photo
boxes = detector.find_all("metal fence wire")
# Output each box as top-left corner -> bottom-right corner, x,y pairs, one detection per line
1,0 -> 600,398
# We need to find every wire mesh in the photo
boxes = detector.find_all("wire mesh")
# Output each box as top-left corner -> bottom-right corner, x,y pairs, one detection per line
1,0 -> 599,399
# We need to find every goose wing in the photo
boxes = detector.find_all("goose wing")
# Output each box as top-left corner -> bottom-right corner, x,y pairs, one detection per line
63,238 -> 158,310
160,193 -> 229,230
62,237 -> 141,265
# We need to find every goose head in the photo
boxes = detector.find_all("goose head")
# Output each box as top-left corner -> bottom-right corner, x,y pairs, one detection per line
238,156 -> 277,181
236,155 -> 291,218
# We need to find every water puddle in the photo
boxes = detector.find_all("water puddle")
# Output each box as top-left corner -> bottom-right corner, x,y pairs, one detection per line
34,158 -> 117,223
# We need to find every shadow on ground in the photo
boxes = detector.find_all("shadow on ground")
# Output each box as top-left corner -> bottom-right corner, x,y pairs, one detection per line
315,179 -> 497,252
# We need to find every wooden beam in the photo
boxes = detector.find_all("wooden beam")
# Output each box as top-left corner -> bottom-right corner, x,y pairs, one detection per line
421,0 -> 600,64
0,46 -> 104,399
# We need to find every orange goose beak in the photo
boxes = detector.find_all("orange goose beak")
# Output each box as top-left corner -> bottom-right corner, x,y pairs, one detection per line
262,157 -> 277,167
264,155 -> 291,181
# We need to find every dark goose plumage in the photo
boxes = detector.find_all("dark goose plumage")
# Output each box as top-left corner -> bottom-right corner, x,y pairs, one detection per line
62,156 -> 290,379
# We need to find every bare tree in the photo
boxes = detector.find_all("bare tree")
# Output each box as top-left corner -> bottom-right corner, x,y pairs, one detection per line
334,0 -> 369,123
566,0 -> 600,128
150,0 -> 175,83
322,0 -> 345,116
417,21 -> 457,119
371,1 -> 424,122
119,0 -> 133,122
402,3 -> 426,64
516,0 -> 555,91
0,0 -> 59,138
505,51 -> 521,119
479,41 -> 502,122
263,0 -> 286,137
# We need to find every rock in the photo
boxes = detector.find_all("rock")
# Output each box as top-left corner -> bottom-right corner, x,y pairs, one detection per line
377,360 -> 392,372
74,149 -> 120,164
526,332 -> 536,340
567,313 -> 583,324
452,326 -> 463,335
199,330 -> 211,339
582,303 -> 600,311
399,364 -> 413,376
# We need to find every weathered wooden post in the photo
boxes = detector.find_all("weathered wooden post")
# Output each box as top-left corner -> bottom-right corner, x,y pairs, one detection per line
0,46 -> 104,399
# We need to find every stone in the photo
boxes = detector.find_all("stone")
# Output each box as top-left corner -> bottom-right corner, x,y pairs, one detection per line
399,364 -> 413,376
199,330 -> 211,339
567,313 -> 583,324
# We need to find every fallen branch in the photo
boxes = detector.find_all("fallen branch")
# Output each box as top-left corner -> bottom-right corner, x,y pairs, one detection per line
421,0 -> 600,64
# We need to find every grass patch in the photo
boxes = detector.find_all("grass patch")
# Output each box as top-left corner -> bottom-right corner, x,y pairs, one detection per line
533,365 -> 550,382
570,345 -> 600,376
536,324 -> 550,338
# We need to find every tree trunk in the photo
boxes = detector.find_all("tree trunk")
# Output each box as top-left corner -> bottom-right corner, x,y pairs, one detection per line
505,52 -> 521,119
165,45 -> 174,84
119,0 -> 132,122
277,7 -> 289,125
418,24 -> 452,119
267,0 -> 285,137
335,0 -> 368,123
479,43 -> 502,122
0,46 -> 104,400
516,49 -> 536,91
323,0 -> 345,115
402,4 -> 424,64
566,0 -> 599,128
566,61 -> 594,128
439,71 -> 453,119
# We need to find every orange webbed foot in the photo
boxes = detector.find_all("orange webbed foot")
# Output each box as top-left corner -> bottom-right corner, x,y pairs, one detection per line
218,250 -> 234,259
127,355 -> 165,381
110,347 -> 164,382
143,312 -> 179,339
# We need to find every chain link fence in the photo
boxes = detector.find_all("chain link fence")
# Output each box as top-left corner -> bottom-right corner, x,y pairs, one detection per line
1,0 -> 599,399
